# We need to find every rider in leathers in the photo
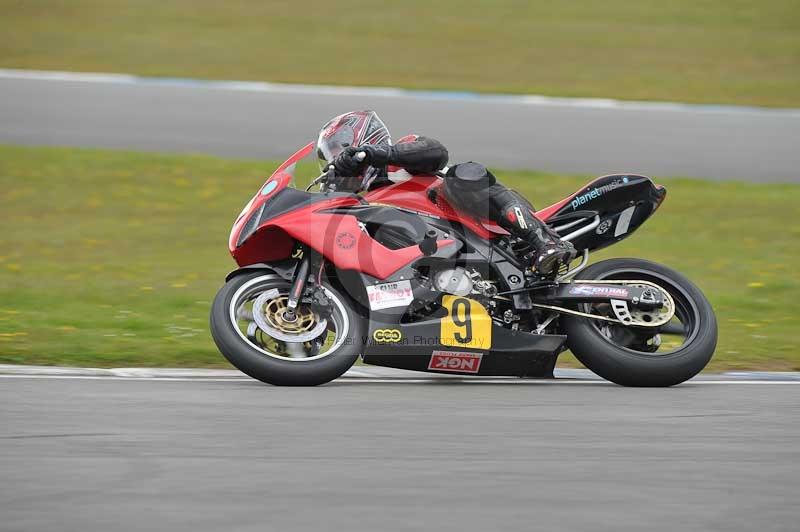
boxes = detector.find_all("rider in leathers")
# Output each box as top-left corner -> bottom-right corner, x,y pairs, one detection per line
317,110 -> 576,275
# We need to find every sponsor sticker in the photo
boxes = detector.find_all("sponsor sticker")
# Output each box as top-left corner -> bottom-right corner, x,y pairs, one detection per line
439,295 -> 492,349
428,351 -> 483,374
569,285 -> 629,298
570,176 -> 630,210
514,207 -> 527,229
372,329 -> 403,343
366,280 -> 414,310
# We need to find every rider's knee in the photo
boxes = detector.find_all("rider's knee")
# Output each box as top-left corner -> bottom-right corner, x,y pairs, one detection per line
444,162 -> 497,192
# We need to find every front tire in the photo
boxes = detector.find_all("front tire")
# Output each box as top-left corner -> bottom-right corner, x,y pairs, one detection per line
562,258 -> 717,386
210,271 -> 364,386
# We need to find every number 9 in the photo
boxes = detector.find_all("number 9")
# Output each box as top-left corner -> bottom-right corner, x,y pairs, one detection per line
452,298 -> 473,344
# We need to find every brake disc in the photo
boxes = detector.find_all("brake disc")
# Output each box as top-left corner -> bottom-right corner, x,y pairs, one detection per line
252,288 -> 328,343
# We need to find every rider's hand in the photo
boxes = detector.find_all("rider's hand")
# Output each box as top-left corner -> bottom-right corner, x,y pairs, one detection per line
358,144 -> 391,167
333,147 -> 368,177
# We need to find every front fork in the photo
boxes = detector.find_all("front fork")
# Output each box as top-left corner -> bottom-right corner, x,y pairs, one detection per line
286,246 -> 331,319
284,247 -> 316,322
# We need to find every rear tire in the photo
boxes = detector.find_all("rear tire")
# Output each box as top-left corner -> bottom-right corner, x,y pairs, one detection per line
210,271 -> 364,386
562,258 -> 717,386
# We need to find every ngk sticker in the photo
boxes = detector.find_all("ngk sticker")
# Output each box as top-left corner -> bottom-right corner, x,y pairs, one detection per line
366,280 -> 414,310
428,351 -> 483,374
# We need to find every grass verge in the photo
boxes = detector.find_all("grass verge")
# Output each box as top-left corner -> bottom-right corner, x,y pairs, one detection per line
0,145 -> 798,370
1,0 -> 798,107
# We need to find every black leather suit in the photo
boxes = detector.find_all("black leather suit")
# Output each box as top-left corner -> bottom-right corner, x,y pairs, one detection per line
364,136 -> 562,256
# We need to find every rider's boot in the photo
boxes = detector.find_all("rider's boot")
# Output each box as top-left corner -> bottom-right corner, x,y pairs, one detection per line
498,202 -> 577,276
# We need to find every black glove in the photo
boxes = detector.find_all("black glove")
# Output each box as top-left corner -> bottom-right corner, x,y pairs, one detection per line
359,144 -> 391,167
333,145 -> 392,176
333,147 -> 369,177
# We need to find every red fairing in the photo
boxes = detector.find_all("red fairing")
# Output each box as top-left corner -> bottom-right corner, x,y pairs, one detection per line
255,202 -> 456,279
230,142 -> 586,278
233,194 -> 456,278
230,145 -> 457,278
364,175 -> 507,238
367,153 -> 568,227
366,166 -> 625,225
231,226 -> 295,266
229,143 -> 314,254
533,197 -> 572,221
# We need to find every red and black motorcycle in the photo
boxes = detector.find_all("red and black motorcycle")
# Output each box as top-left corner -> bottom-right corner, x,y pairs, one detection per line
210,143 -> 717,386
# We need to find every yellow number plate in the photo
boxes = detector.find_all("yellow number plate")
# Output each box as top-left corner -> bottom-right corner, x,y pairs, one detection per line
440,295 -> 492,349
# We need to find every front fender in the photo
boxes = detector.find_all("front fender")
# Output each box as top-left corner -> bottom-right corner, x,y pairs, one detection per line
224,260 -> 298,282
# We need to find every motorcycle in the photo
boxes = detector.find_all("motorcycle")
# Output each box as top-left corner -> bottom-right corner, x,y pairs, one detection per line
210,143 -> 717,386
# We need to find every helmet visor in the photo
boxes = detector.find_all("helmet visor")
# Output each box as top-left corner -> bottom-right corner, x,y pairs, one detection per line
317,125 -> 355,170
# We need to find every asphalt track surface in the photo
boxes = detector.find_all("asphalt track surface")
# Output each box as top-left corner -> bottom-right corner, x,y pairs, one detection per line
1,72 -> 799,182
2,372 -> 799,532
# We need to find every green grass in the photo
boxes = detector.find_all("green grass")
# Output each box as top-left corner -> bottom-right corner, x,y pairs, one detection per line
1,145 -> 798,370
1,0 -> 799,107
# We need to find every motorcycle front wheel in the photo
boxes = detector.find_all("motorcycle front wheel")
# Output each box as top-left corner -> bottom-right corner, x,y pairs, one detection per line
210,271 -> 364,386
561,258 -> 717,386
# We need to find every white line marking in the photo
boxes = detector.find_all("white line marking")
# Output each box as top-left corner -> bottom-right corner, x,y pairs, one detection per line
0,375 -> 798,385
2,68 -> 799,117
0,375 -> 251,382
342,379 -> 800,385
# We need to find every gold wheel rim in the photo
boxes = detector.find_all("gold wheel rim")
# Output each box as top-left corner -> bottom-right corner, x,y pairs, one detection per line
262,296 -> 319,334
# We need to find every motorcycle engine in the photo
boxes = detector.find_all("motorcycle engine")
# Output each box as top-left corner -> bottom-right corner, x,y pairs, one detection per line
432,268 -> 473,296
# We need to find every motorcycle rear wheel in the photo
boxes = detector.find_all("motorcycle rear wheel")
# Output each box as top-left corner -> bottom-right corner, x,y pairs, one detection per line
562,258 -> 717,386
210,271 -> 363,386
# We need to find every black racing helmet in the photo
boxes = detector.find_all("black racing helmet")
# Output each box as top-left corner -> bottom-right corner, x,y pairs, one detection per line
316,110 -> 392,178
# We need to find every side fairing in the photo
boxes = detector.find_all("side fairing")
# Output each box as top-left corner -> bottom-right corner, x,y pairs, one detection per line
233,189 -> 456,280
